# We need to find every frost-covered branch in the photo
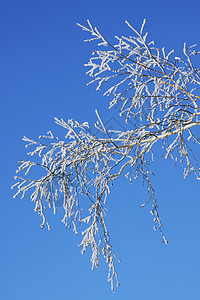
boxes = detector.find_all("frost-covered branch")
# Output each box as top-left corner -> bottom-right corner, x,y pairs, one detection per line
13,19 -> 200,291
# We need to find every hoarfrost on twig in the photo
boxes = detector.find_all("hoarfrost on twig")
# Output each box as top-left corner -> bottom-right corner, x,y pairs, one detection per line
13,19 -> 200,291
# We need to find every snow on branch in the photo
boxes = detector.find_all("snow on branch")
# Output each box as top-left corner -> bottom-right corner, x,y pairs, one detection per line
13,19 -> 200,291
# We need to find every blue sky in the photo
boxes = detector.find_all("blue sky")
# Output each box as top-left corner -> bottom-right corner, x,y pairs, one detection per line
1,0 -> 200,299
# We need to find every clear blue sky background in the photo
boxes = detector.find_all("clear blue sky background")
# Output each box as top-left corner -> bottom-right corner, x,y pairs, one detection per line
1,0 -> 200,299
